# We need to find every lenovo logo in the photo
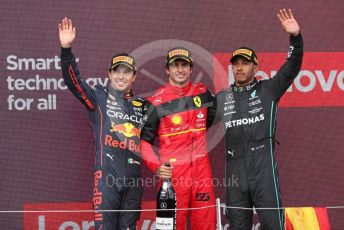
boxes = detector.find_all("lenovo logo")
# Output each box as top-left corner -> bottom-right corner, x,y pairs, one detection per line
214,52 -> 344,107
23,201 -> 157,230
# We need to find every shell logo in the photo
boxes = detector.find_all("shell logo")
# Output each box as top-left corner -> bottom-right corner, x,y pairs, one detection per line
171,115 -> 182,125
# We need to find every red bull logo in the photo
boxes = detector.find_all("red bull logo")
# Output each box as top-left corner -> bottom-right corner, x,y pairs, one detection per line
110,122 -> 140,138
93,170 -> 103,222
104,135 -> 140,152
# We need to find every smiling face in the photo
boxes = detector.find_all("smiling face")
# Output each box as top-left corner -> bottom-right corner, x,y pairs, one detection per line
108,64 -> 136,92
231,57 -> 258,86
166,59 -> 192,87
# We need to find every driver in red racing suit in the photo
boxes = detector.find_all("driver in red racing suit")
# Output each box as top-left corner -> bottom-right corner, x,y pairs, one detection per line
140,47 -> 216,230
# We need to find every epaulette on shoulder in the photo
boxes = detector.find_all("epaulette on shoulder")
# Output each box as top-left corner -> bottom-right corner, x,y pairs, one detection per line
133,96 -> 144,102
219,87 -> 231,93
146,86 -> 167,101
92,84 -> 105,91
195,82 -> 206,88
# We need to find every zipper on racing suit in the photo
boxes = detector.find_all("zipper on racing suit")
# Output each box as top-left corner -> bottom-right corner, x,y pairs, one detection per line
123,97 -> 129,179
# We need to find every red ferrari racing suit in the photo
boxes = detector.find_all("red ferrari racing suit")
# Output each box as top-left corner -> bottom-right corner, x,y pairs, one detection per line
140,82 -> 216,230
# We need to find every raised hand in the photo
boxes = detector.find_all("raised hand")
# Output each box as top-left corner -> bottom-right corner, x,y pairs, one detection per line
277,9 -> 300,36
58,18 -> 76,48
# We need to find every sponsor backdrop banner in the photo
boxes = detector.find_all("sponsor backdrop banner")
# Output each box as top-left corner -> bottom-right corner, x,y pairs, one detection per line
1,0 -> 344,229
214,52 -> 344,107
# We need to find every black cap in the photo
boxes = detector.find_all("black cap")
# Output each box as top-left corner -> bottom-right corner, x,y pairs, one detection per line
230,47 -> 258,65
109,53 -> 136,72
166,47 -> 193,67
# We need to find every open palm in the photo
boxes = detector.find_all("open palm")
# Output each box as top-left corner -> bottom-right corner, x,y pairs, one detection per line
277,9 -> 300,36
58,18 -> 76,48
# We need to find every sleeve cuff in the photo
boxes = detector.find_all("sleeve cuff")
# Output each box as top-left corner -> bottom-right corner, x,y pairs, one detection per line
60,47 -> 74,60
290,32 -> 303,46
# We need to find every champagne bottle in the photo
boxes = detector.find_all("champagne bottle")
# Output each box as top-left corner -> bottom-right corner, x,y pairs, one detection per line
156,163 -> 177,230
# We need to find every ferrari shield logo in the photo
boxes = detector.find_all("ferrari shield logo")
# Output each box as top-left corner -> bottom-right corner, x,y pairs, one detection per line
193,96 -> 202,107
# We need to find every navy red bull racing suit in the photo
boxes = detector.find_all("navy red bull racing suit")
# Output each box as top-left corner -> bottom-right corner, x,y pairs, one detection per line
140,82 -> 216,230
208,34 -> 303,230
61,47 -> 143,230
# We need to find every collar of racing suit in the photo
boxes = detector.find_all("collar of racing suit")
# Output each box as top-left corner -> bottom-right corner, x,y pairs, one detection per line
108,86 -> 133,99
167,82 -> 192,96
232,78 -> 258,92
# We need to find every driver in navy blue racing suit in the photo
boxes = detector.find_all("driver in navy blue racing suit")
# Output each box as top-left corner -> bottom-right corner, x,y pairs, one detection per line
58,17 -> 143,230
